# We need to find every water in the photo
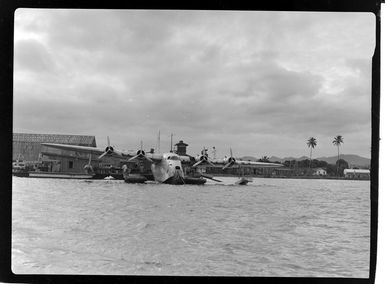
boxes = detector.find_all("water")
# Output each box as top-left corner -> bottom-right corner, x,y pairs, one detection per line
12,177 -> 370,277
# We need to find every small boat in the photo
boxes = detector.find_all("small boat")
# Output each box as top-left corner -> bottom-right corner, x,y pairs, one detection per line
235,177 -> 251,185
12,162 -> 29,177
104,175 -> 116,180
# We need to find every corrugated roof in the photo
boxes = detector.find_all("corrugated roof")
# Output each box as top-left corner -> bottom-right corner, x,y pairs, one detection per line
13,133 -> 96,147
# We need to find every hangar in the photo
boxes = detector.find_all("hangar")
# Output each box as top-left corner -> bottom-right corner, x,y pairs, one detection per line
13,133 -> 107,173
13,133 -> 96,161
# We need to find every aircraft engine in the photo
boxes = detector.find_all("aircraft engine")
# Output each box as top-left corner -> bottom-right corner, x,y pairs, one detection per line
199,155 -> 209,162
98,136 -> 118,159
222,156 -> 236,170
128,148 -> 153,162
223,156 -> 236,163
98,145 -> 115,159
192,154 -> 215,167
105,145 -> 114,154
222,148 -> 236,170
136,150 -> 146,157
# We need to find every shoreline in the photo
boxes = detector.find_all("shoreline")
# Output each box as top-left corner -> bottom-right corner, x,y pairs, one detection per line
210,174 -> 370,181
12,172 -> 370,181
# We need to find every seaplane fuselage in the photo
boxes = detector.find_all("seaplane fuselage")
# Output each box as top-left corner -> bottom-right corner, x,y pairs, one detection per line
150,152 -> 185,184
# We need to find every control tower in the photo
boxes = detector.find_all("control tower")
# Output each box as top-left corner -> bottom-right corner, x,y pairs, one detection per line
175,140 -> 188,156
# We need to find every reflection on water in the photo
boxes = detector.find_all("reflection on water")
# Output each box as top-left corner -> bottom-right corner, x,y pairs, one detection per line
12,177 -> 370,277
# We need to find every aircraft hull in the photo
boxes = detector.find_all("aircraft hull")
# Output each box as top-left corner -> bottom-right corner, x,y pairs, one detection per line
184,177 -> 207,185
163,176 -> 184,185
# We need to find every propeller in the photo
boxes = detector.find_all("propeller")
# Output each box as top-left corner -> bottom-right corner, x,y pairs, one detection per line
222,148 -> 236,170
84,153 -> 94,174
98,136 -> 115,159
192,155 -> 215,167
192,147 -> 215,167
127,141 -> 154,163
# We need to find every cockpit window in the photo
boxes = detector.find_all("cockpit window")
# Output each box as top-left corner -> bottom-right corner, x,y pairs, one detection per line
167,156 -> 180,161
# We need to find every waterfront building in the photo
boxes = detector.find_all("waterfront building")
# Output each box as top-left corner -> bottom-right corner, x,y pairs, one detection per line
271,168 -> 295,177
205,164 -> 280,177
13,133 -> 102,173
344,169 -> 370,180
313,168 -> 327,176
13,133 -> 96,161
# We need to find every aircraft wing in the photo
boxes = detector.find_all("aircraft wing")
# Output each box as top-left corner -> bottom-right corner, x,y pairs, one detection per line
41,143 -> 134,159
146,153 -> 164,162
231,160 -> 282,168
209,159 -> 283,168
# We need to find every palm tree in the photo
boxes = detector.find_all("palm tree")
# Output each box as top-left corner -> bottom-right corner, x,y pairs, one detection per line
332,135 -> 344,161
333,135 -> 344,174
307,137 -> 317,168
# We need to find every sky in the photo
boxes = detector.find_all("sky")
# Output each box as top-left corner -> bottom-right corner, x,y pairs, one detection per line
13,9 -> 375,159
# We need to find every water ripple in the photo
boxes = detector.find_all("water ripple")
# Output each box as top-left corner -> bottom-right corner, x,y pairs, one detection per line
12,177 -> 370,277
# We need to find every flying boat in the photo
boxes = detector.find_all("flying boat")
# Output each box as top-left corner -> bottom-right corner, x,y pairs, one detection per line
41,137 -> 283,185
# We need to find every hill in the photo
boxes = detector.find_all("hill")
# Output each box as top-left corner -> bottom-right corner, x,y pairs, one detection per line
315,154 -> 370,167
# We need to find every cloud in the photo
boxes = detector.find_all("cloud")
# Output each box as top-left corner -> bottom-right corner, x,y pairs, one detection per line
14,39 -> 56,73
13,9 -> 374,158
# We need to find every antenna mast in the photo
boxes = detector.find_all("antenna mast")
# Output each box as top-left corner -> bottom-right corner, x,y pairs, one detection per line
170,133 -> 173,152
157,130 -> 161,153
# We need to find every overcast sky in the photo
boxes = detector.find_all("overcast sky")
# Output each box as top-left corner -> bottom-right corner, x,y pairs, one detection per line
13,9 -> 375,159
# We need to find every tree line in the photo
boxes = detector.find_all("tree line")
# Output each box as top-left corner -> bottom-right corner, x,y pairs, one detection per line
281,158 -> 349,176
258,135 -> 348,176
